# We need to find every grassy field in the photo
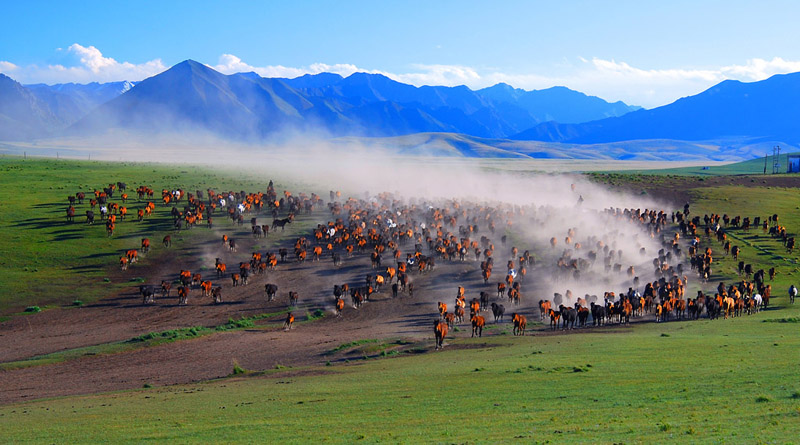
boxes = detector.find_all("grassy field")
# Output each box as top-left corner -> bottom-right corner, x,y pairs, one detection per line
1,155 -> 800,443
610,151 -> 800,176
0,156 -> 313,314
0,305 -> 798,443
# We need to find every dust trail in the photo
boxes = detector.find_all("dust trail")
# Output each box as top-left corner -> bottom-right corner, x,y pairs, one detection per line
20,131 -> 684,315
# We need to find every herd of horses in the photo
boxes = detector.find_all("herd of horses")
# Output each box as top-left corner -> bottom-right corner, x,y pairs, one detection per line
63,178 -> 795,351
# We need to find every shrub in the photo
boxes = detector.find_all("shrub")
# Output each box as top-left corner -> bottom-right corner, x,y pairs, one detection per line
232,360 -> 246,375
24,306 -> 41,313
72,300 -> 83,307
306,309 -> 325,321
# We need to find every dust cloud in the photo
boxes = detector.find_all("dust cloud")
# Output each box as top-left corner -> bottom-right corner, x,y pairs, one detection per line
9,130 -> 686,310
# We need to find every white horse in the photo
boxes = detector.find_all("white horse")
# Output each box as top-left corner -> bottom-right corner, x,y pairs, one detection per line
752,293 -> 763,312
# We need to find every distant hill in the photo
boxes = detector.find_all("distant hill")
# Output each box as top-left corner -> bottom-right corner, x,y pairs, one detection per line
335,132 -> 795,162
513,72 -> 800,145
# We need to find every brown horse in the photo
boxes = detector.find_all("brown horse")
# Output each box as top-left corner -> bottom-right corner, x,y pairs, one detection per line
471,314 -> 485,337
284,312 -> 295,330
434,320 -> 448,350
512,313 -> 527,336
538,300 -> 551,321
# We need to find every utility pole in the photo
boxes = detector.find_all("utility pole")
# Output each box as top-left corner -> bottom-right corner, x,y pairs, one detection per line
773,145 -> 781,174
764,153 -> 768,174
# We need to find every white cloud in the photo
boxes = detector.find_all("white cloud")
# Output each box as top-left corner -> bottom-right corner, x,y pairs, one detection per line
720,57 -> 800,80
0,61 -> 19,74
558,57 -> 800,107
389,64 -> 482,87
212,54 -> 363,79
0,44 -> 166,84
5,46 -> 800,108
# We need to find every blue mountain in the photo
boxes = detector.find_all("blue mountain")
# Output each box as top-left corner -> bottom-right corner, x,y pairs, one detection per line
513,72 -> 800,144
477,83 -> 641,124
72,60 -> 317,139
1,59 -> 639,142
0,74 -> 60,140
25,80 -> 134,126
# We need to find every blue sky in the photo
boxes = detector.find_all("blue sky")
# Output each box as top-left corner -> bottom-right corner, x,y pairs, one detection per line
3,0 -> 800,107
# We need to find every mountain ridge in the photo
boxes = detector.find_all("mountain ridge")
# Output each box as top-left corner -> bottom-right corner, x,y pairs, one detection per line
512,71 -> 800,144
5,59 -> 800,163
65,59 -> 641,140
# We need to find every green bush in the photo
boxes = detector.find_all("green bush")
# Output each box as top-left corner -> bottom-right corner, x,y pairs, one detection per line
232,360 -> 246,375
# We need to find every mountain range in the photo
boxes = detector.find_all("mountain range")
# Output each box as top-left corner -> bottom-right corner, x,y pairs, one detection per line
514,71 -> 800,144
0,75 -> 133,140
2,59 -> 800,161
1,60 -> 638,141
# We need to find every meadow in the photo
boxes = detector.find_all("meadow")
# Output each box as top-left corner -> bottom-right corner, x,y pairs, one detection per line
0,156 -> 308,314
0,154 -> 799,443
1,307 -> 798,443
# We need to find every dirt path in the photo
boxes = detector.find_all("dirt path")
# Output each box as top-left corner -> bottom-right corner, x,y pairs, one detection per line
0,213 -> 546,405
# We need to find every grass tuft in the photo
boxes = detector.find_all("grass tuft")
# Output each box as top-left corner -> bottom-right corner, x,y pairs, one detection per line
326,339 -> 379,355
216,317 -> 255,331
306,309 -> 325,321
231,360 -> 247,375
763,317 -> 800,323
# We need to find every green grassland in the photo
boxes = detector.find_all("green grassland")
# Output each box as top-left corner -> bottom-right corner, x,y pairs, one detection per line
0,156 -> 314,314
608,151 -> 800,176
1,155 -> 799,443
0,309 -> 798,443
